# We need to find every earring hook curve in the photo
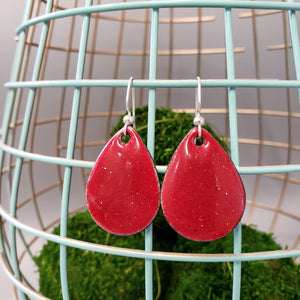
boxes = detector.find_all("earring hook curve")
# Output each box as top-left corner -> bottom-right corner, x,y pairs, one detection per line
193,76 -> 205,137
123,77 -> 136,135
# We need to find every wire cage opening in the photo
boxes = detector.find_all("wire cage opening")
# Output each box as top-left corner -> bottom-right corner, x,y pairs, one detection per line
0,0 -> 300,299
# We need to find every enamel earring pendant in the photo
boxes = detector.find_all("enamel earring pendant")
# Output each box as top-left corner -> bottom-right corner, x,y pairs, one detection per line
161,78 -> 245,241
86,78 -> 160,235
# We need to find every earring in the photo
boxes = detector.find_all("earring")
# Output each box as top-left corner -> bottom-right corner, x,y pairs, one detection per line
86,78 -> 160,235
161,77 -> 245,241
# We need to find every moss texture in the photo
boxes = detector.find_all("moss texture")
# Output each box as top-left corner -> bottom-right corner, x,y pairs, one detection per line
34,211 -> 171,300
166,225 -> 300,299
34,212 -> 300,300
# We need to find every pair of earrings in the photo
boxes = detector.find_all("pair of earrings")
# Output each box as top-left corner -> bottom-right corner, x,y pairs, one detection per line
86,78 -> 245,241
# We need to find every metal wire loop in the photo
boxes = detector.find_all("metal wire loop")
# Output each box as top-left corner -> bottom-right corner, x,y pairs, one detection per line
193,76 -> 205,137
123,77 -> 136,135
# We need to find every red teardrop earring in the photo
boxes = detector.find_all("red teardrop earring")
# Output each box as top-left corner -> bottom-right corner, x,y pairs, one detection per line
161,77 -> 245,241
86,78 -> 160,235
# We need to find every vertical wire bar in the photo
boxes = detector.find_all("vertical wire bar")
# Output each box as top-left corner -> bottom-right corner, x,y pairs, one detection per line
197,8 -> 202,77
224,8 -> 242,300
0,0 -> 34,195
80,0 -> 101,185
8,1 -> 53,299
27,0 -> 58,236
269,9 -> 293,233
139,8 -> 150,107
0,0 -> 34,186
105,0 -> 126,141
145,7 -> 159,300
0,0 -> 34,279
56,0 -> 78,195
246,9 -> 263,225
6,1 -> 41,198
59,1 -> 92,299
286,0 -> 300,100
166,8 -> 174,108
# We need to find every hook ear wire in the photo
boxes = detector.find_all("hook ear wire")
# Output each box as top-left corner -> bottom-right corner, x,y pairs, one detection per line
193,76 -> 205,137
123,77 -> 136,135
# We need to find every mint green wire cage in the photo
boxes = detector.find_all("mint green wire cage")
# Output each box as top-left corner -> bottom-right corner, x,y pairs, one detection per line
0,0 -> 300,299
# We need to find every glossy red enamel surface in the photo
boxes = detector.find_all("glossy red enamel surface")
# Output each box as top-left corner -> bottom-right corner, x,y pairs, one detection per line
86,127 -> 160,235
161,127 -> 245,241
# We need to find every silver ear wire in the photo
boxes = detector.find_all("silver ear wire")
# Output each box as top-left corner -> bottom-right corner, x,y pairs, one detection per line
193,76 -> 205,137
123,77 -> 136,135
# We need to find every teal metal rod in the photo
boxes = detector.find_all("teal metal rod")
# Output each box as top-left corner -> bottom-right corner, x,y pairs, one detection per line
0,0 -> 33,290
287,0 -> 300,100
0,253 -> 49,300
16,0 -> 300,35
0,0 -> 35,193
1,205 -> 299,263
8,1 -> 53,299
1,141 -> 300,174
0,0 -> 34,259
145,6 -> 159,300
59,1 -> 92,299
224,8 -> 242,300
6,79 -> 300,89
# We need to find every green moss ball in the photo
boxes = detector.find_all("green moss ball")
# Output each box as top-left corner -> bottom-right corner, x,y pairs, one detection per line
166,225 -> 300,299
34,211 -> 171,300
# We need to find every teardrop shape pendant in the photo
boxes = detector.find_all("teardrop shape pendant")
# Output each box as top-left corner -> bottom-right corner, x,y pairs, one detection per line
161,127 -> 245,241
86,127 -> 160,235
